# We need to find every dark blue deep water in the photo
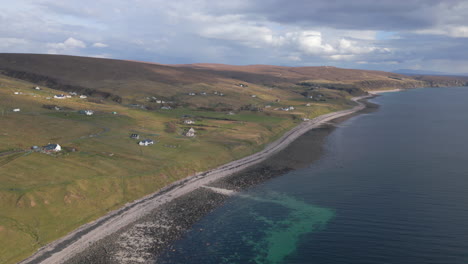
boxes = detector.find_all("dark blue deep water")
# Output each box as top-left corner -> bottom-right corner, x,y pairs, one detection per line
159,87 -> 468,264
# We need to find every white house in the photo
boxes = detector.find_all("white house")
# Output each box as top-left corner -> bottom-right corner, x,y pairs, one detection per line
188,92 -> 196,96
79,95 -> 87,99
79,110 -> 94,115
184,120 -> 195,124
185,128 -> 196,137
54,94 -> 66,99
34,86 -> 41,90
251,95 -> 257,98
12,108 -> 21,112
302,118 -> 310,121
43,144 -> 61,152
138,139 -> 154,146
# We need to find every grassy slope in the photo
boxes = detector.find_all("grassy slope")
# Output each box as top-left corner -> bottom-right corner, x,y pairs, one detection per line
0,54 -> 466,263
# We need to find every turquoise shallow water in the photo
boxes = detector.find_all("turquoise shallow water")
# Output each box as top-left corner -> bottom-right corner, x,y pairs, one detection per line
158,87 -> 468,264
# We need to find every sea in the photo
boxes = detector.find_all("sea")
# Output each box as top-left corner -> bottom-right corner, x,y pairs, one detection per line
157,87 -> 468,264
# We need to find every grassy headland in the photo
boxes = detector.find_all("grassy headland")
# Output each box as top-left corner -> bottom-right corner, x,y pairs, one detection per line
0,54 -> 466,264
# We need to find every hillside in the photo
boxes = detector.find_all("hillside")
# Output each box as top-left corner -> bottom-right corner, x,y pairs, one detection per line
0,54 -> 467,264
2,54 -> 466,111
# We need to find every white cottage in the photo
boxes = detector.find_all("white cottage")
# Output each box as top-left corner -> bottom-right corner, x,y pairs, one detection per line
185,128 -> 196,137
138,139 -> 154,146
43,144 -> 61,152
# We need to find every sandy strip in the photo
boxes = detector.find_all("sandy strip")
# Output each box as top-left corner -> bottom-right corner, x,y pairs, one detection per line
19,94 -> 372,264
368,89 -> 403,94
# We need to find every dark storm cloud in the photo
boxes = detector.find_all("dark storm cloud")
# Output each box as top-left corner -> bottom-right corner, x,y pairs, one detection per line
220,0 -> 454,31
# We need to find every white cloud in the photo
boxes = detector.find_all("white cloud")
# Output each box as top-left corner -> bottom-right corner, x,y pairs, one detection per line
46,37 -> 86,54
92,42 -> 108,48
329,54 -> 356,61
292,31 -> 335,55
47,37 -> 86,49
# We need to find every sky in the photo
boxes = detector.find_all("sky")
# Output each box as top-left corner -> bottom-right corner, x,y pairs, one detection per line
1,0 -> 468,73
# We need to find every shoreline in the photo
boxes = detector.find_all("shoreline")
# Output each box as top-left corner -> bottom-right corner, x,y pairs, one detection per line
19,94 -> 375,264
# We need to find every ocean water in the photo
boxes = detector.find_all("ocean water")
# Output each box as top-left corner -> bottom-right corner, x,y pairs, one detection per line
158,87 -> 468,264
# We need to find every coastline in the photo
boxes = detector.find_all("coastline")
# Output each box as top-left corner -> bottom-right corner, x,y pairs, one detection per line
19,94 -> 375,264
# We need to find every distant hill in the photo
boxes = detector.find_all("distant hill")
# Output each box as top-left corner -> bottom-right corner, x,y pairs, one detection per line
393,69 -> 468,76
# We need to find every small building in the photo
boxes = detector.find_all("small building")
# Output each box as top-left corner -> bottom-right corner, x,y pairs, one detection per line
188,92 -> 196,96
112,111 -> 118,115
70,92 -> 78,96
302,118 -> 310,121
185,127 -> 196,137
54,94 -> 66,99
161,106 -> 172,110
34,86 -> 41,90
79,95 -> 87,99
184,120 -> 195,124
12,108 -> 21,112
200,92 -> 207,95
138,139 -> 154,146
227,111 -> 235,115
265,105 -> 272,108
130,134 -> 140,139
280,106 -> 295,111
79,110 -> 94,116
306,103 -> 311,107
43,144 -> 61,152
14,92 -> 22,95
251,95 -> 257,98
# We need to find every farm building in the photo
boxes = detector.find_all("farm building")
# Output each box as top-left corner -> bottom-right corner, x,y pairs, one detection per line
42,144 -> 61,152
138,139 -> 154,146
130,134 -> 140,139
185,128 -> 196,137
79,110 -> 94,116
